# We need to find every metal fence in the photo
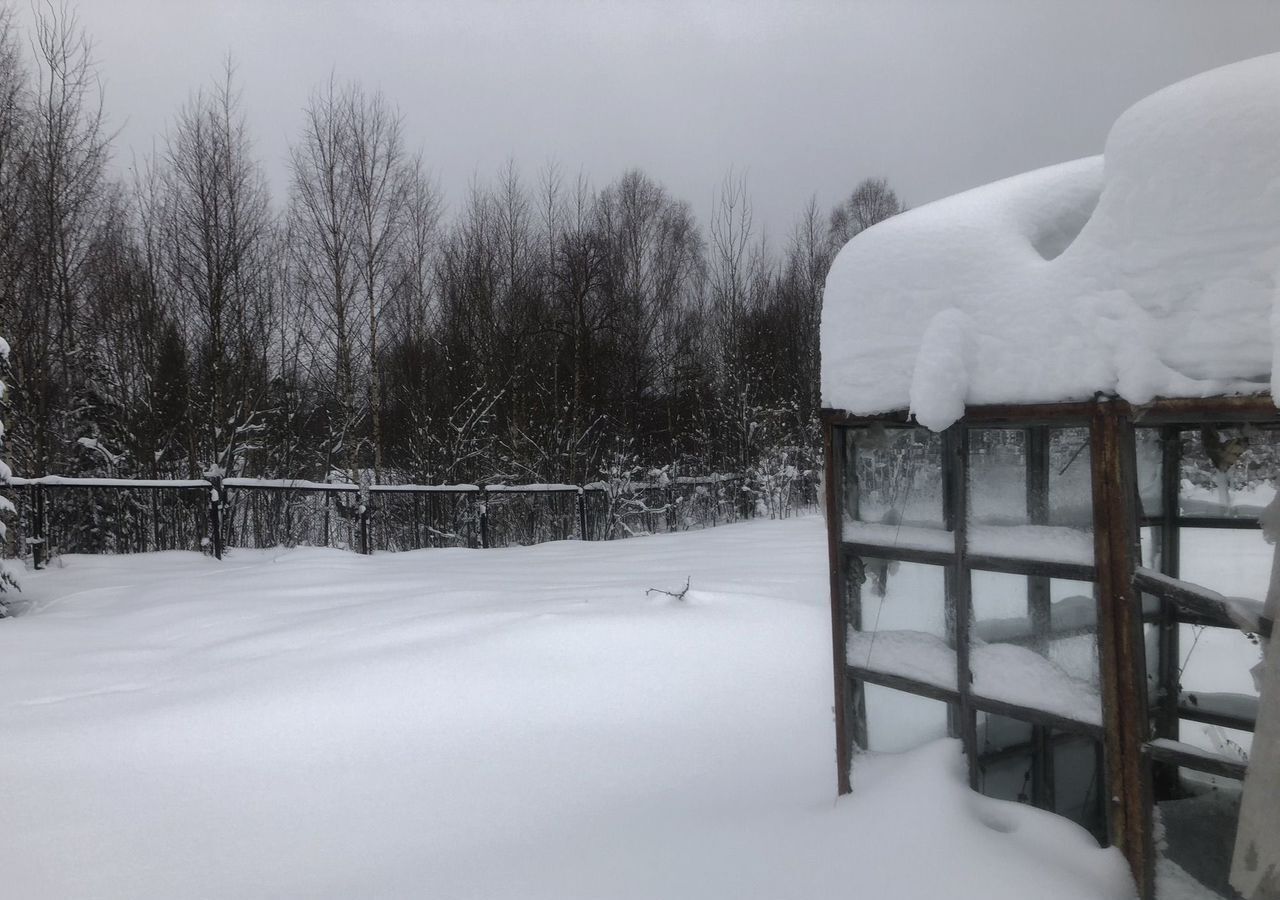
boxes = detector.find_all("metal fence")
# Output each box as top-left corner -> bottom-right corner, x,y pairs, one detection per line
1,472 -> 815,564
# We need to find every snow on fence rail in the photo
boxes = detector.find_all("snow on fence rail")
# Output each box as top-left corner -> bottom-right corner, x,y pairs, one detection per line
1,473 -> 810,564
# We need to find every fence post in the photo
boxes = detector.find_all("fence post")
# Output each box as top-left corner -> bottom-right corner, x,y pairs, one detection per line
478,485 -> 489,548
31,483 -> 46,570
359,504 -> 370,555
666,484 -> 676,532
577,488 -> 588,541
323,491 -> 330,547
208,477 -> 223,560
413,492 -> 422,548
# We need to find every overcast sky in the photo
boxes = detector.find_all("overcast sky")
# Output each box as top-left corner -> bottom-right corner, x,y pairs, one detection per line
16,0 -> 1280,234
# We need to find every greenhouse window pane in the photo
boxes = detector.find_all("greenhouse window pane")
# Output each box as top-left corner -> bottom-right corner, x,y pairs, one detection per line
968,429 -> 1027,527
1135,427 -> 1166,519
970,571 -> 1102,726
967,427 -> 1093,566
862,685 -> 952,753
976,712 -> 1105,845
1179,426 -> 1280,519
847,558 -> 955,690
1046,427 -> 1093,529
843,425 -> 946,530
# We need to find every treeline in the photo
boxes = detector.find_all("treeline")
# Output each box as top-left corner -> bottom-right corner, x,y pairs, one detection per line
0,6 -> 902,490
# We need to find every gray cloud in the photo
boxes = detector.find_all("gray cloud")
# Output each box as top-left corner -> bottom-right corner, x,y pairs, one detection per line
21,0 -> 1280,232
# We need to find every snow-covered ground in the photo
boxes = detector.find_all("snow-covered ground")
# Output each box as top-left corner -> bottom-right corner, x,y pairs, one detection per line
0,517 -> 1133,900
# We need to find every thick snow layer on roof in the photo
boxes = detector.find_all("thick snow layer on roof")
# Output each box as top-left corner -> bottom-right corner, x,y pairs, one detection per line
822,53 -> 1280,429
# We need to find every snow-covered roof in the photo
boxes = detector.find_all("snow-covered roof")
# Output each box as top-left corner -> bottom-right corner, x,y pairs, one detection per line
821,53 -> 1280,430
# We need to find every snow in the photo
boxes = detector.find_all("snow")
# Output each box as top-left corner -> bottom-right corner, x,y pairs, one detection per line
971,642 -> 1103,727
0,517 -> 1133,900
1135,565 -> 1267,634
822,53 -> 1280,427
1180,690 -> 1258,725
848,629 -> 958,690
11,474 -> 211,489
968,523 -> 1095,566
482,482 -> 580,493
974,593 -> 1096,644
841,519 -> 1097,564
1148,738 -> 1243,770
1180,479 -> 1273,519
222,478 -> 476,492
843,519 -> 955,553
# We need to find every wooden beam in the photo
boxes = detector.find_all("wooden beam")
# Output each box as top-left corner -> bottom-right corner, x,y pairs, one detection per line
819,408 -> 914,426
1133,567 -> 1273,639
968,694 -> 1106,740
1166,516 -> 1260,530
846,665 -> 960,705
1144,738 -> 1248,782
945,426 -> 979,786
1091,403 -> 1154,896
1151,426 -> 1183,801
821,393 -> 1279,430
825,421 -> 854,795
1127,394 -> 1278,424
842,541 -> 954,567
961,402 -> 1097,425
965,554 -> 1096,581
1178,691 -> 1258,733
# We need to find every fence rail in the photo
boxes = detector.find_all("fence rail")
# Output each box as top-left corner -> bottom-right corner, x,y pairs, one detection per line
2,473 -> 815,566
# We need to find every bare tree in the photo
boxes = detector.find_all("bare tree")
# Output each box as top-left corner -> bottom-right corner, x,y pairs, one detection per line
708,170 -> 770,471
828,176 -> 903,249
288,77 -> 363,481
17,2 -> 110,473
158,61 -> 273,474
346,84 -> 411,480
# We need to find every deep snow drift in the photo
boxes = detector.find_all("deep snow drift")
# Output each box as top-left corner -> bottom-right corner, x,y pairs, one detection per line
822,53 -> 1280,428
0,519 -> 1132,899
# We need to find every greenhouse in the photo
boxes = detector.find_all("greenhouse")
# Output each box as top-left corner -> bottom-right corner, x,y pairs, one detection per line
821,54 -> 1280,900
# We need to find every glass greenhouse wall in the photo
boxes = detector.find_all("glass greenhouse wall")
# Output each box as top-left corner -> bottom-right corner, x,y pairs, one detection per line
823,398 -> 1279,900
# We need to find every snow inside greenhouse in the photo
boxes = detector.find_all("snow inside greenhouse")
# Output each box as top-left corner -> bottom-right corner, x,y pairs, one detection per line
821,53 -> 1280,900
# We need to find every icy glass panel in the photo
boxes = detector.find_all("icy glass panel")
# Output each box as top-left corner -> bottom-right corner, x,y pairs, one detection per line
1179,426 -> 1279,519
970,571 -> 1101,725
968,429 -> 1027,527
976,712 -> 1034,804
1053,733 -> 1107,845
861,685 -> 952,753
847,558 -> 955,689
967,523 -> 1094,566
843,425 -> 945,529
1047,427 -> 1092,528
1135,427 -> 1164,519
1179,527 -> 1272,600
977,713 -> 1105,843
967,427 -> 1093,564
1139,525 -> 1164,571
1178,623 -> 1260,758
1175,525 -> 1268,757
1157,768 -> 1243,899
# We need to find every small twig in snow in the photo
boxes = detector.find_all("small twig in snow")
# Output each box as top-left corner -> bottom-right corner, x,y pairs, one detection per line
646,577 -> 691,601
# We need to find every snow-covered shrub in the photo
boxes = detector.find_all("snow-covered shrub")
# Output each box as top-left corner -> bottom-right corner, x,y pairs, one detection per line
595,449 -> 672,539
745,447 -> 821,521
